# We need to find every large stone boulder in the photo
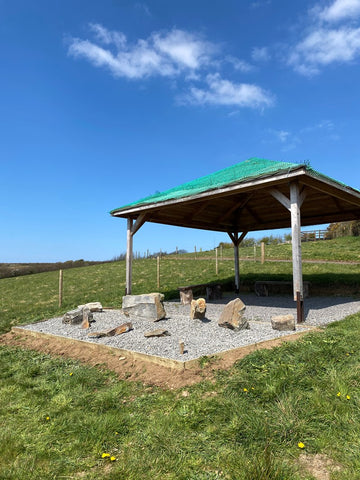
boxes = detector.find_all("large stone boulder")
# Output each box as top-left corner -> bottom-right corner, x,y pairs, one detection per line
122,293 -> 166,321
271,314 -> 295,331
218,298 -> 249,331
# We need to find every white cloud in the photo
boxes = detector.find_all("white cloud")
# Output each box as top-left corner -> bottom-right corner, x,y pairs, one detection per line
68,24 -> 275,110
317,0 -> 360,23
225,55 -> 254,72
152,29 -> 215,69
289,26 -> 360,74
252,46 -> 271,62
300,119 -> 335,133
134,2 -> 152,17
287,0 -> 360,74
68,26 -> 215,79
181,73 -> 274,109
89,23 -> 126,48
250,0 -> 271,9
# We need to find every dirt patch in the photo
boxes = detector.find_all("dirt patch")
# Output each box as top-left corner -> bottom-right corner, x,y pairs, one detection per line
298,453 -> 342,480
0,328 -> 311,389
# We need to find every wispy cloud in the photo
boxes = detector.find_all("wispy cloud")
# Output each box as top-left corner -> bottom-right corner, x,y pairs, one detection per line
68,26 -> 213,79
68,24 -> 274,110
180,73 -> 275,109
134,2 -> 152,17
250,0 -> 271,9
266,119 -> 338,151
225,55 -> 254,72
316,0 -> 360,23
252,46 -> 271,62
288,0 -> 360,75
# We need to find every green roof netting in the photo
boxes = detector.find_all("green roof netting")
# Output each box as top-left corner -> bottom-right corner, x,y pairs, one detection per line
110,157 -> 302,213
110,156 -> 359,214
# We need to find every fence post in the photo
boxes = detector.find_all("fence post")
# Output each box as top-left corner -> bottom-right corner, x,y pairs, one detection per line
194,245 -> 197,259
261,242 -> 265,264
215,247 -> 219,275
157,256 -> 160,289
254,244 -> 256,262
59,269 -> 63,308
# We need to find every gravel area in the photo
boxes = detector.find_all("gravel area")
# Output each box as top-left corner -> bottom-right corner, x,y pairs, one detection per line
19,294 -> 360,362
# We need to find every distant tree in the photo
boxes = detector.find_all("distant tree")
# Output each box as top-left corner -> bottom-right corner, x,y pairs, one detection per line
326,221 -> 360,238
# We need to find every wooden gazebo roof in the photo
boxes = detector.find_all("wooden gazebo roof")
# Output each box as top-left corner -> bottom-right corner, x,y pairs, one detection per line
110,158 -> 360,231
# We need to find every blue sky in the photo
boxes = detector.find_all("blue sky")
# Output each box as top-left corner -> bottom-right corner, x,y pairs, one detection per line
1,0 -> 360,262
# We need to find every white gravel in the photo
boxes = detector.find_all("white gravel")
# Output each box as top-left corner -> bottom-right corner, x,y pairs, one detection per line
19,294 -> 360,362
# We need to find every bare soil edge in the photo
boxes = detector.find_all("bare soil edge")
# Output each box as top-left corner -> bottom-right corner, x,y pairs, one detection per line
1,327 -> 317,389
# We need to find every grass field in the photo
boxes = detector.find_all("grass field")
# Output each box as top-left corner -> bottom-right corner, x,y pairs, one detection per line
1,237 -> 360,479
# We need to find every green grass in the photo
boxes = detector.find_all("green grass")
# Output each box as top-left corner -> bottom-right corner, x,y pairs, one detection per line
188,235 -> 360,262
1,314 -> 360,478
1,237 -> 359,334
1,236 -> 360,478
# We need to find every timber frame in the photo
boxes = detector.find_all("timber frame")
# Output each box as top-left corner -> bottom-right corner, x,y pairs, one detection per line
112,163 -> 360,323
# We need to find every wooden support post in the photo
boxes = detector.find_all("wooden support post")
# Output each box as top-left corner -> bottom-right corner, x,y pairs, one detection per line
296,291 -> 304,323
157,255 -> 160,289
228,231 -> 248,294
290,182 -> 304,322
215,247 -> 218,275
261,242 -> 265,264
58,269 -> 63,308
234,242 -> 240,293
253,244 -> 256,262
126,218 -> 133,295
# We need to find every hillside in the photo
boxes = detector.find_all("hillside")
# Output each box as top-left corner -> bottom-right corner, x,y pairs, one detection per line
0,236 -> 359,335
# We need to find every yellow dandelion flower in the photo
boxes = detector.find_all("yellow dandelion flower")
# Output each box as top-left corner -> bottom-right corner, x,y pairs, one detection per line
110,456 -> 116,461
298,442 -> 305,449
243,388 -> 248,392
337,392 -> 341,397
46,416 -> 50,421
69,372 -> 73,376
102,453 -> 110,458
346,395 -> 351,400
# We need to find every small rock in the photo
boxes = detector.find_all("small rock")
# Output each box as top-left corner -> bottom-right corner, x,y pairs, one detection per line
190,298 -> 206,320
81,307 -> 91,329
271,314 -> 295,331
218,298 -> 249,330
179,340 -> 185,354
88,322 -> 133,338
144,329 -> 170,338
78,301 -> 103,312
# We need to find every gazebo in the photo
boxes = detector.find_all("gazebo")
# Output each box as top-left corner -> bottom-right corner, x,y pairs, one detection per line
110,157 -> 360,322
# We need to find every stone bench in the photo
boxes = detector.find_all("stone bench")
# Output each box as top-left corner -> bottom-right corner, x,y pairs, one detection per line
254,280 -> 310,298
178,283 -> 222,305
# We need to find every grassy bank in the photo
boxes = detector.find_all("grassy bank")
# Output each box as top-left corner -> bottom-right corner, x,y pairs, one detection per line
1,313 -> 360,479
1,237 -> 360,478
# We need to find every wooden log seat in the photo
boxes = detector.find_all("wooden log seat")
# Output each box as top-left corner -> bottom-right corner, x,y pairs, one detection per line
178,283 -> 222,305
254,280 -> 310,298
